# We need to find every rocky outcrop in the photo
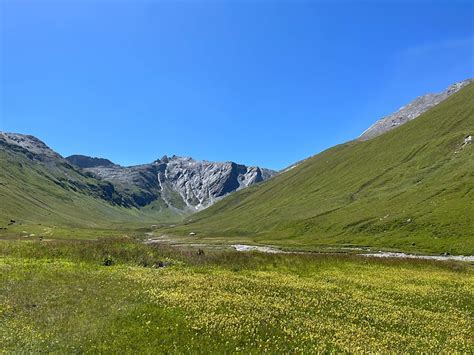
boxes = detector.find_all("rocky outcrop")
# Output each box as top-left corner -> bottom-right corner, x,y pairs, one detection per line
155,156 -> 275,209
359,79 -> 473,140
67,155 -> 276,211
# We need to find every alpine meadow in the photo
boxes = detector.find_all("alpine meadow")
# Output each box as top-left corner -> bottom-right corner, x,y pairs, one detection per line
1,1 -> 473,353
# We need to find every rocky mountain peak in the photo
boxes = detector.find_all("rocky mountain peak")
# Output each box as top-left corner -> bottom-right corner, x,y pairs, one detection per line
66,154 -> 277,211
158,155 -> 170,163
359,78 -> 473,141
0,132 -> 61,159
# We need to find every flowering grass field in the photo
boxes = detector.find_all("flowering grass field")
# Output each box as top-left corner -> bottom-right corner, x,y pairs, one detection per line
0,239 -> 473,352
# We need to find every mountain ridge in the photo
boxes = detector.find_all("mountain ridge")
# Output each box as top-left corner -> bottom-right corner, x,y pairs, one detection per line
66,154 -> 117,168
359,78 -> 473,140
0,131 -> 276,229
164,80 -> 474,254
65,154 -> 276,211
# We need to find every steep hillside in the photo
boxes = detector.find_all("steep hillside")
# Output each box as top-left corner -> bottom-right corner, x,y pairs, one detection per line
0,133 -> 180,233
168,82 -> 474,254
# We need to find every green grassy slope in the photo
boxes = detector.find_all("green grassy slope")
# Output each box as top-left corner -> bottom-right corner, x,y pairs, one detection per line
0,143 -> 183,238
168,83 -> 474,254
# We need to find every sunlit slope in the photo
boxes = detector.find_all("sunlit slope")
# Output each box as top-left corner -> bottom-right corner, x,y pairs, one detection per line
170,83 -> 474,254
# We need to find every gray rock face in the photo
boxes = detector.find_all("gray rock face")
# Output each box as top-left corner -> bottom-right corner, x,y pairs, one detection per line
156,156 -> 275,210
68,154 -> 276,211
359,79 -> 473,140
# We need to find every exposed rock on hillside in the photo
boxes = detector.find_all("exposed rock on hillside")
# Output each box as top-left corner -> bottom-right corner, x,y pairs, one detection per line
67,154 -> 276,211
0,132 -> 61,159
359,79 -> 473,140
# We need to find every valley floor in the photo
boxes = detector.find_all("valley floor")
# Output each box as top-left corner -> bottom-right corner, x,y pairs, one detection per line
0,238 -> 473,352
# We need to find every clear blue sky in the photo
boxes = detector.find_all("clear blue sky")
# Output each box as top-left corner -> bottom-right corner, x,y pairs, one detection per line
1,0 -> 473,170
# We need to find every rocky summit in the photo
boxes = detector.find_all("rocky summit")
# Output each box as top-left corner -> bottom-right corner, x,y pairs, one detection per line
0,132 -> 61,159
359,78 -> 473,140
66,154 -> 276,211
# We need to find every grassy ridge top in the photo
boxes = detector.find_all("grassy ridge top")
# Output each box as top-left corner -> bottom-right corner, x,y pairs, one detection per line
168,83 -> 474,254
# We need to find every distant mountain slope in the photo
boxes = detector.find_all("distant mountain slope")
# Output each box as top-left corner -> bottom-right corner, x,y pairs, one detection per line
168,81 -> 474,254
359,78 -> 473,140
0,132 -> 157,229
66,154 -> 117,168
0,131 -> 275,230
66,155 -> 276,211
